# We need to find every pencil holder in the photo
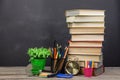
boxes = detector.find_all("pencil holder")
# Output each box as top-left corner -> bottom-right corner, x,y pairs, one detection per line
84,68 -> 93,77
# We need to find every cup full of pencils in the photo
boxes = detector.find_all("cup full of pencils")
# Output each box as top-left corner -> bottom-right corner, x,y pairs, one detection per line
84,61 -> 94,77
50,40 -> 62,73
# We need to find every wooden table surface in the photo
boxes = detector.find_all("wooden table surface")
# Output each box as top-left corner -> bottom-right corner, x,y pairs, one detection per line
0,67 -> 120,80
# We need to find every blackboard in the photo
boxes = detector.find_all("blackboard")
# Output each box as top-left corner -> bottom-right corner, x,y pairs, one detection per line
0,0 -> 120,66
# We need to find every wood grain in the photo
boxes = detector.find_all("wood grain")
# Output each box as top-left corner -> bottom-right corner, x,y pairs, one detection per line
0,67 -> 120,80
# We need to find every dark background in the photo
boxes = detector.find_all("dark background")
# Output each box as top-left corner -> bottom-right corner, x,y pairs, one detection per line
0,0 -> 120,66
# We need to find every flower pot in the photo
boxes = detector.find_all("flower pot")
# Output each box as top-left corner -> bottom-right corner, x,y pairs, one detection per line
31,59 -> 46,75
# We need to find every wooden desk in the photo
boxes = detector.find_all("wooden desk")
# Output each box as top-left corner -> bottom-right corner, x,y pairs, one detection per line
0,67 -> 120,80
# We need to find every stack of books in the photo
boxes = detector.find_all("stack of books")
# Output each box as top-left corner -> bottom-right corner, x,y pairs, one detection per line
65,9 -> 105,68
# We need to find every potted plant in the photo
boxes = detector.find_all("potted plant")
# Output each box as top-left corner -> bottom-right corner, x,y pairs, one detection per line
27,47 -> 51,75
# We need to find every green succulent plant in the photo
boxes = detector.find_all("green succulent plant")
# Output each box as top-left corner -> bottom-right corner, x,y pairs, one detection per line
27,47 -> 51,61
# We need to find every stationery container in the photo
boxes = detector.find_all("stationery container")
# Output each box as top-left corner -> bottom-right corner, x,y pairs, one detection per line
84,68 -> 93,77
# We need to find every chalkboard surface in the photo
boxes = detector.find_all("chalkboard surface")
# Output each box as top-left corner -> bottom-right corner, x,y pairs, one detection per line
0,0 -> 120,66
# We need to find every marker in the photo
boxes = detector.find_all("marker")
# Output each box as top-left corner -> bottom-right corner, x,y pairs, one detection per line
87,61 -> 90,68
85,61 -> 87,68
92,61 -> 94,68
89,61 -> 92,68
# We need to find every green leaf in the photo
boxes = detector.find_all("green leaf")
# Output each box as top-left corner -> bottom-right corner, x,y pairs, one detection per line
27,47 -> 51,59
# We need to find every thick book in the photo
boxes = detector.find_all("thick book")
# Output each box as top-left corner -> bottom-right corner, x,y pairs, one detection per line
68,52 -> 102,56
68,22 -> 104,28
69,47 -> 102,53
71,34 -> 104,41
69,41 -> 103,47
67,54 -> 102,62
76,61 -> 103,68
65,9 -> 105,17
66,16 -> 105,23
69,27 -> 105,34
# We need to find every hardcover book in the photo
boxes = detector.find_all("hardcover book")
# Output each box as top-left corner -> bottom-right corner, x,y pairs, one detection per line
69,41 -> 103,47
66,16 -> 105,23
65,9 -> 105,17
67,54 -> 102,62
69,27 -> 105,34
71,34 -> 104,41
69,47 -> 102,53
68,22 -> 104,28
